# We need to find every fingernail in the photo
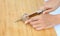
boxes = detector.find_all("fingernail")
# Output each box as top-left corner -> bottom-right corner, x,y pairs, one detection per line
25,21 -> 28,24
43,12 -> 45,14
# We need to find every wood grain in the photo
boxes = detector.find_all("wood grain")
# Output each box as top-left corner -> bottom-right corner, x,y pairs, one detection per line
0,0 -> 56,36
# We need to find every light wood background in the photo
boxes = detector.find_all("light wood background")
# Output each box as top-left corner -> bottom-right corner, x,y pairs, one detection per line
0,0 -> 56,36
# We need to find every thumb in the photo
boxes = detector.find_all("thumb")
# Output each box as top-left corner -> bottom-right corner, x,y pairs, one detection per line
39,6 -> 52,14
43,8 -> 53,14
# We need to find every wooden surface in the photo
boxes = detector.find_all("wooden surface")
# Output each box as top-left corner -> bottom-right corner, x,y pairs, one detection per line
0,0 -> 56,36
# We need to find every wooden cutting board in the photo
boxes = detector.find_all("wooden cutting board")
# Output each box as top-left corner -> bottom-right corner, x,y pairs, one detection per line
0,0 -> 57,36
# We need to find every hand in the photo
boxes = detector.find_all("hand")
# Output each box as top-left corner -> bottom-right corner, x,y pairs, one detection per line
25,14 -> 56,30
39,0 -> 60,14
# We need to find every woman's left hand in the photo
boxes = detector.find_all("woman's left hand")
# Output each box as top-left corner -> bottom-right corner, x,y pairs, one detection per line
25,14 -> 56,30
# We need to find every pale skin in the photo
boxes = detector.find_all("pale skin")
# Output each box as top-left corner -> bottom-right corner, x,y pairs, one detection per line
25,0 -> 60,30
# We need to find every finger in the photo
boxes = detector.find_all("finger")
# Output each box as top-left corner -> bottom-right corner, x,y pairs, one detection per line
25,16 -> 39,24
35,26 -> 45,30
45,24 -> 55,29
32,24 -> 46,29
30,20 -> 40,25
25,20 -> 30,24
32,24 -> 42,28
30,20 -> 45,25
43,8 -> 54,14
